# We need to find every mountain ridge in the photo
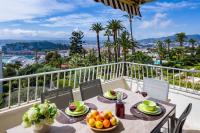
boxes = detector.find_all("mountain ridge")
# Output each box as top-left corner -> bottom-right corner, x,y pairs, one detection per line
138,34 -> 200,44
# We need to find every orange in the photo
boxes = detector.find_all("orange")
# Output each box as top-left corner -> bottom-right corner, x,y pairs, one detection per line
95,121 -> 103,129
88,118 -> 96,127
103,119 -> 111,128
103,110 -> 113,119
86,113 -> 93,122
91,110 -> 99,118
110,117 -> 117,126
95,115 -> 104,122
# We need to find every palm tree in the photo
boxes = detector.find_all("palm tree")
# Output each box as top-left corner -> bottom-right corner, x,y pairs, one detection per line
90,23 -> 104,62
189,38 -> 196,56
123,14 -> 133,40
174,47 -> 185,60
107,19 -> 123,62
117,31 -> 132,75
164,38 -> 171,59
104,29 -> 112,62
130,38 -> 139,55
164,38 -> 171,53
156,41 -> 166,65
175,32 -> 186,47
117,31 -> 132,62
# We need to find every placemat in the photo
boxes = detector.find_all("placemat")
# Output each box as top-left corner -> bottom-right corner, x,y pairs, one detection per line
130,102 -> 166,121
56,103 -> 97,124
97,92 -> 128,104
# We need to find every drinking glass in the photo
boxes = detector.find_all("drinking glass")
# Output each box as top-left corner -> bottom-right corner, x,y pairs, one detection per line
141,91 -> 148,97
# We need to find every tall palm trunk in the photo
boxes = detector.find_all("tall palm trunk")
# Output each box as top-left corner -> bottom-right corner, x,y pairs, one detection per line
192,44 -> 195,57
117,30 -> 120,58
160,55 -> 162,65
97,33 -> 101,62
129,17 -> 135,55
123,51 -> 127,62
113,31 -> 118,62
107,35 -> 111,62
129,17 -> 133,40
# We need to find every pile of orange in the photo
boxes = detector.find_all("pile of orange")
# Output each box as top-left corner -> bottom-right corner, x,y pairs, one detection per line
86,110 -> 118,129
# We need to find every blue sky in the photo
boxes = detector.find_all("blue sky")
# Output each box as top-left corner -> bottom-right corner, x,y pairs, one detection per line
0,0 -> 200,40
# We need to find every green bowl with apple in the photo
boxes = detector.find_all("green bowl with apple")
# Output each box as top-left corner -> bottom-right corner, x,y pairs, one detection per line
142,100 -> 157,111
69,101 -> 85,112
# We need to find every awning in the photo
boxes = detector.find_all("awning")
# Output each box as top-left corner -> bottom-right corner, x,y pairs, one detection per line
94,0 -> 154,17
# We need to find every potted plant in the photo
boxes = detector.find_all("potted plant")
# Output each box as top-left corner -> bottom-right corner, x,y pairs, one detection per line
22,100 -> 58,133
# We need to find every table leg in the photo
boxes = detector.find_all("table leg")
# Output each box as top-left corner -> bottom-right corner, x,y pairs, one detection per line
170,110 -> 176,133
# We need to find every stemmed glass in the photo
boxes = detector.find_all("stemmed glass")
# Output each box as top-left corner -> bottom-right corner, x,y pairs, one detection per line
136,90 -> 148,98
141,91 -> 148,98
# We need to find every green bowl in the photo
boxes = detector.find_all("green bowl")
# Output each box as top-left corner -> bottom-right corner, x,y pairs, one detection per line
142,100 -> 157,111
72,101 -> 84,112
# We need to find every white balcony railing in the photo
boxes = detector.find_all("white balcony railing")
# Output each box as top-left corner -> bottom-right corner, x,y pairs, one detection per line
0,62 -> 200,111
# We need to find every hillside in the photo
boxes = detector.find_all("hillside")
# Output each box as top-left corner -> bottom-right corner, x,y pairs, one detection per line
138,34 -> 200,44
2,41 -> 69,53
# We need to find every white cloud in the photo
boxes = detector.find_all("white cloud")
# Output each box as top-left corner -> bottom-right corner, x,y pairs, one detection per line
0,0 -> 74,22
0,28 -> 67,39
142,1 -> 200,12
42,13 -> 104,28
139,13 -> 173,29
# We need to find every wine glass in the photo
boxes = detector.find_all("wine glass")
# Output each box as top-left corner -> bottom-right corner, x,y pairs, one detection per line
141,91 -> 148,97
117,91 -> 123,102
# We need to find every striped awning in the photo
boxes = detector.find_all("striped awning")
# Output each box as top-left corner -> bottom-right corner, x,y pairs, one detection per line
94,0 -> 153,17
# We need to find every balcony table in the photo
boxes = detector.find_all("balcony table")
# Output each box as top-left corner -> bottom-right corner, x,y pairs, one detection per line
7,88 -> 176,133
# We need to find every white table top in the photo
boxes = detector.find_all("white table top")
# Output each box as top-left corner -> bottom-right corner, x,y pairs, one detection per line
7,88 -> 176,133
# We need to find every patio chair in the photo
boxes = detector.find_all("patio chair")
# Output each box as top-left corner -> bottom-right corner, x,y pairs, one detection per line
79,79 -> 103,100
41,87 -> 74,111
143,78 -> 169,101
173,103 -> 192,133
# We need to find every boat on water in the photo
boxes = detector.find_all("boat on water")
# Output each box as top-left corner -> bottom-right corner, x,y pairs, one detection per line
3,55 -> 34,67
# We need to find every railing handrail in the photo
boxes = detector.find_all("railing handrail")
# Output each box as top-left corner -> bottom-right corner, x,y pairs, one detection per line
1,62 -> 199,82
126,62 -> 198,73
0,62 -> 121,82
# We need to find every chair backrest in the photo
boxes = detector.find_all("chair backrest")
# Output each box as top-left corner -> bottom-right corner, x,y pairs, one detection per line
173,103 -> 192,133
41,86 -> 74,110
80,79 -> 103,100
143,78 -> 169,101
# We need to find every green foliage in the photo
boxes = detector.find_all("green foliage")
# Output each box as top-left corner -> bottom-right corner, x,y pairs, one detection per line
69,30 -> 84,56
19,64 -> 43,75
117,31 -> 132,61
91,23 -> 104,62
69,54 -> 88,68
45,51 -> 62,68
155,40 -> 167,65
127,52 -> 153,64
175,32 -> 187,46
0,93 -> 5,108
3,65 -> 16,77
36,66 -> 59,73
22,101 -> 58,128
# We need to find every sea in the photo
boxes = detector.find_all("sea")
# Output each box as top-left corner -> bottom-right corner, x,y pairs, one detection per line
2,55 -> 34,64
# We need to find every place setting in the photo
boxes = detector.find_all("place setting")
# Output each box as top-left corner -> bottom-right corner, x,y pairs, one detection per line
130,99 -> 166,121
97,90 -> 128,104
56,101 -> 97,124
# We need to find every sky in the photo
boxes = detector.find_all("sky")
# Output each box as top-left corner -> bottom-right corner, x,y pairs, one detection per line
0,0 -> 200,40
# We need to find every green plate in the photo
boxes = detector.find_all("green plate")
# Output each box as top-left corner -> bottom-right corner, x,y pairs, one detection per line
65,105 -> 89,117
137,103 -> 162,115
103,91 -> 117,100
